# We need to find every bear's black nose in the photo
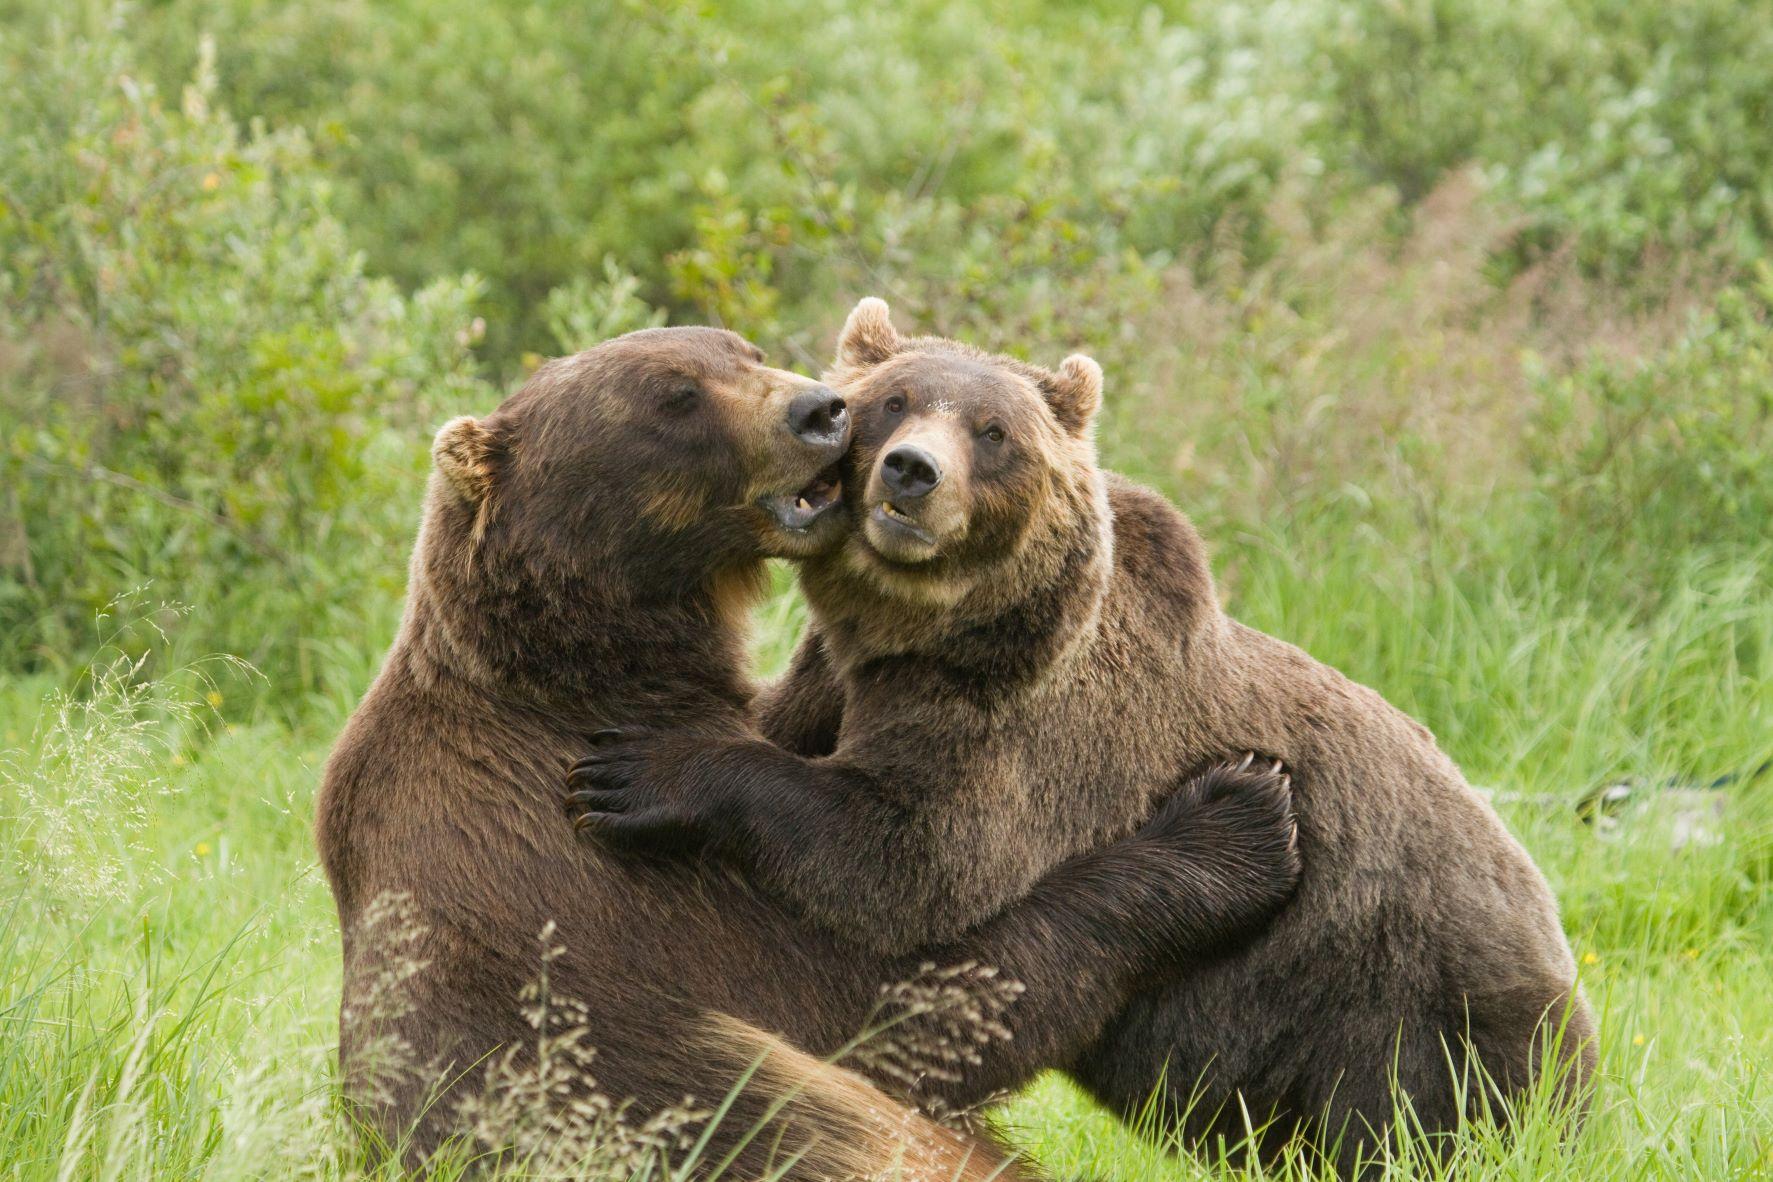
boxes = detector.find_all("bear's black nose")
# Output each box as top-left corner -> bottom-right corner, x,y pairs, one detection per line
787,387 -> 848,444
881,444 -> 942,500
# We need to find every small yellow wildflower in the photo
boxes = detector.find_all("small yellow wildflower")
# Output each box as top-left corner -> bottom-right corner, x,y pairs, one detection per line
1683,949 -> 1700,960
171,753 -> 185,767
1581,951 -> 1600,966
195,841 -> 212,857
1632,1033 -> 1646,1046
522,351 -> 545,371
206,690 -> 224,708
201,172 -> 221,191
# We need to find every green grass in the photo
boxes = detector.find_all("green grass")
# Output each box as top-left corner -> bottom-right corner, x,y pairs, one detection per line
2,543 -> 1767,1181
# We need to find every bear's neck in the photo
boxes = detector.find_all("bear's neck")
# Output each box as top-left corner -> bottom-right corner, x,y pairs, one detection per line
806,508 -> 1114,705
398,550 -> 760,728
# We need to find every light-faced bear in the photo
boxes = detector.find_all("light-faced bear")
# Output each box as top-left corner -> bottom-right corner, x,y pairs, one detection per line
315,325 -> 1302,1178
567,304 -> 1596,1174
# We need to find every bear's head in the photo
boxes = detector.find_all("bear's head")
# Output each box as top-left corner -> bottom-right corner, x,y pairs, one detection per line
804,298 -> 1111,634
419,328 -> 851,669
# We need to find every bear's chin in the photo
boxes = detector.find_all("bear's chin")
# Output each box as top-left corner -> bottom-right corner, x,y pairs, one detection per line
861,513 -> 942,567
757,506 -> 850,559
840,529 -> 983,610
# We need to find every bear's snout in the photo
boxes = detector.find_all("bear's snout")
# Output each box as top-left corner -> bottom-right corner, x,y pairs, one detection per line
786,386 -> 849,447
881,444 -> 943,500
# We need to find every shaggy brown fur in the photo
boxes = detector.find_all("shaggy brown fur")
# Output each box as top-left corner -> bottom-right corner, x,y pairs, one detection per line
315,326 -> 1302,1177
570,303 -> 1596,1173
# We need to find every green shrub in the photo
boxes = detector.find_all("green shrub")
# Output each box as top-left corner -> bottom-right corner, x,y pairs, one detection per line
100,0 -> 1772,374
1529,266 -> 1773,595
1317,0 -> 1773,273
115,0 -> 1322,364
0,27 -> 492,698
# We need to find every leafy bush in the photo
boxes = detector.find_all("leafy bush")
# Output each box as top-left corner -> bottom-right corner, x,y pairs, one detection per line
100,0 -> 1773,373
1530,266 -> 1773,592
1317,0 -> 1773,272
0,28 -> 492,696
117,0 -> 1323,362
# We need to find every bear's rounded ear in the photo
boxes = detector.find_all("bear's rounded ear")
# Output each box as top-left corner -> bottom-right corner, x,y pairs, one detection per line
1042,354 -> 1103,435
432,415 -> 499,505
836,297 -> 901,369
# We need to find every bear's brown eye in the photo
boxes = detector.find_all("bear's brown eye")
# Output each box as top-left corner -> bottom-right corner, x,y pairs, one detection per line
884,395 -> 906,415
663,384 -> 701,414
982,425 -> 1006,445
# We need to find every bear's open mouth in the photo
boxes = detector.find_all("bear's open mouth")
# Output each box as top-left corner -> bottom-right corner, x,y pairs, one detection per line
762,464 -> 844,532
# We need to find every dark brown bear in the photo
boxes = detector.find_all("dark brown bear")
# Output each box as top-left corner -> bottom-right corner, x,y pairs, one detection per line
569,302 -> 1596,1174
314,325 -> 1302,1178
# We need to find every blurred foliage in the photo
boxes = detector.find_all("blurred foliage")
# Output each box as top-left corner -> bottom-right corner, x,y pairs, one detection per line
0,23 -> 490,694
0,0 -> 1770,704
1529,268 -> 1773,595
96,0 -> 1772,358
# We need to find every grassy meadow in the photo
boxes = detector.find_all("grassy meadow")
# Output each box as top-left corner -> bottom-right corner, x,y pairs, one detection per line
3,0 -> 1771,1178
